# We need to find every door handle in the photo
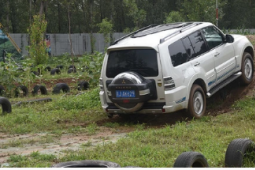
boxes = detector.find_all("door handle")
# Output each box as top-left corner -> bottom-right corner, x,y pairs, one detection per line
214,52 -> 220,57
194,62 -> 200,66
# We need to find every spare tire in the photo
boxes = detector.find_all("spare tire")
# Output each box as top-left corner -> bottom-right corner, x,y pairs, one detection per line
173,151 -> 209,167
50,68 -> 61,75
78,81 -> 89,90
52,83 -> 70,94
15,85 -> 28,97
32,85 -> 48,95
225,138 -> 255,167
108,72 -> 157,113
51,160 -> 120,168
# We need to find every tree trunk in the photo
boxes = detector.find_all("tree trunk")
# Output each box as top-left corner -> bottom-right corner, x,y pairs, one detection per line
67,4 -> 75,64
39,0 -> 45,16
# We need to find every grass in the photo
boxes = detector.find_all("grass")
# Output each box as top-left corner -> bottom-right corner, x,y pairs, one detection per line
3,95 -> 255,167
4,94 -> 255,167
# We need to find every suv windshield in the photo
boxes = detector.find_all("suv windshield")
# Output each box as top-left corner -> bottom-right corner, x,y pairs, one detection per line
106,49 -> 158,78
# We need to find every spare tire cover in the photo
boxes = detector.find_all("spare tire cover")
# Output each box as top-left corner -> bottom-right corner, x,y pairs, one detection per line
108,72 -> 155,113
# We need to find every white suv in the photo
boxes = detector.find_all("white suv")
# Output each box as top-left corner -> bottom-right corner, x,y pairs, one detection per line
99,22 -> 254,118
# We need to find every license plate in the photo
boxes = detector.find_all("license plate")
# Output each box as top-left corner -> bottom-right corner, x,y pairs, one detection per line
116,90 -> 135,98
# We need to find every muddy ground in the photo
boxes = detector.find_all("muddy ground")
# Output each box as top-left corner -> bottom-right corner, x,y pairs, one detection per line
1,36 -> 255,165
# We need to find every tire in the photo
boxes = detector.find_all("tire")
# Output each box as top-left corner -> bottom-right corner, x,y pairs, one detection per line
31,71 -> 39,76
77,81 -> 89,91
45,66 -> 51,72
15,85 -> 28,97
50,68 -> 61,75
0,85 -> 5,96
188,84 -> 206,118
51,160 -> 120,168
52,83 -> 70,94
68,65 -> 76,69
67,68 -> 76,74
173,151 -> 209,167
240,52 -> 254,85
225,138 -> 255,167
56,65 -> 63,69
32,85 -> 48,95
108,72 -> 157,113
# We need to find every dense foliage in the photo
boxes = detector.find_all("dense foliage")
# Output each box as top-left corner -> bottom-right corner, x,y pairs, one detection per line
0,0 -> 254,34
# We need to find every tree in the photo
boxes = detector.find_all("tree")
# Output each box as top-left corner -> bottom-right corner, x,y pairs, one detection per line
28,15 -> 48,66
98,18 -> 113,45
165,11 -> 184,23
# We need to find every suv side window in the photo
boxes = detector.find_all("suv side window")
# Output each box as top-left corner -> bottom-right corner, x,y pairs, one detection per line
202,26 -> 224,50
168,40 -> 189,67
188,31 -> 208,59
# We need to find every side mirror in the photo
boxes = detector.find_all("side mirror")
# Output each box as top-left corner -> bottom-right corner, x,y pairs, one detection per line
226,34 -> 234,43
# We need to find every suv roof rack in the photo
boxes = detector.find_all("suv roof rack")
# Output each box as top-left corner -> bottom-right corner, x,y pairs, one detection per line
111,24 -> 158,45
160,22 -> 202,44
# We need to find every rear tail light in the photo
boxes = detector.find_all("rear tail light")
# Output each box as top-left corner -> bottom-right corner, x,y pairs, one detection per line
164,77 -> 175,91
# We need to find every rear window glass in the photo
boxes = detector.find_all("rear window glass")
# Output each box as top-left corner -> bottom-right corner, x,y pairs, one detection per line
106,49 -> 158,78
168,40 -> 189,67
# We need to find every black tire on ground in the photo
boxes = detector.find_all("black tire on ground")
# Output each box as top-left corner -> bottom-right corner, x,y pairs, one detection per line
45,66 -> 51,72
51,160 -> 120,168
240,52 -> 254,85
77,81 -> 89,90
67,68 -> 76,74
0,97 -> 12,114
31,71 -> 39,76
50,68 -> 61,75
68,65 -> 76,69
173,151 -> 209,167
225,138 -> 255,167
52,83 -> 70,94
32,85 -> 48,95
0,85 -> 5,96
188,84 -> 206,118
56,65 -> 63,69
15,85 -> 28,97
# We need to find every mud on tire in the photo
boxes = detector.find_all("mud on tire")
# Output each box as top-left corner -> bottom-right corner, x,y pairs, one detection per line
188,84 -> 206,118
240,52 -> 254,85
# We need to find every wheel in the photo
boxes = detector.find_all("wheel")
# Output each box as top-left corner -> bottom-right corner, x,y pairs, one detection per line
173,151 -> 209,167
240,52 -> 254,85
77,81 -> 89,91
51,160 -> 120,168
188,84 -> 206,118
0,97 -> 12,114
225,138 -> 255,167
32,85 -> 48,95
52,83 -> 70,94
50,68 -> 61,75
15,85 -> 28,97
